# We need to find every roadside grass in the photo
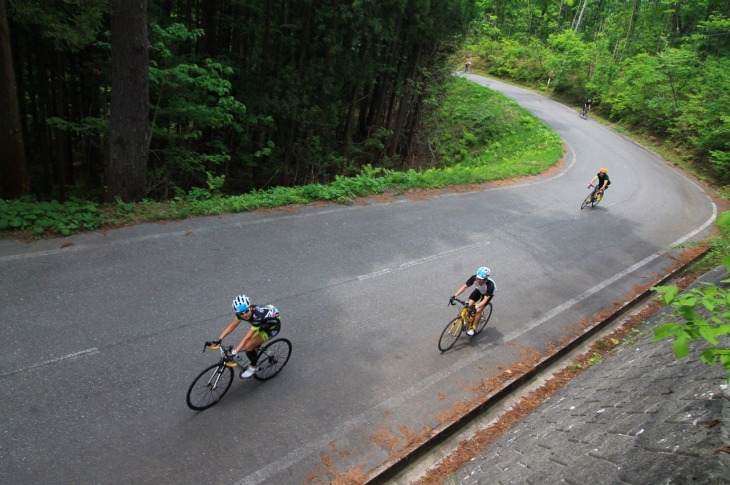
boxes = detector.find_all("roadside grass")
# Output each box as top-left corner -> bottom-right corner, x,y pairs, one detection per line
2,76 -> 563,238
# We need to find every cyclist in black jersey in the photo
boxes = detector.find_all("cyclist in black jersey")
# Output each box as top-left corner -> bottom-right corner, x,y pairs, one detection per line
450,267 -> 496,336
589,167 -> 611,197
212,295 -> 281,378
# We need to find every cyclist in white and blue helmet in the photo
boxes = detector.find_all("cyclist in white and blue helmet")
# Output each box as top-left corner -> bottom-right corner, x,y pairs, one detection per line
450,267 -> 496,336
207,294 -> 282,379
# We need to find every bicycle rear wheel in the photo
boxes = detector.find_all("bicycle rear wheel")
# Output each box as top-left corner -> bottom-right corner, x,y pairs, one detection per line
254,338 -> 292,381
438,317 -> 463,352
474,303 -> 493,334
186,363 -> 233,411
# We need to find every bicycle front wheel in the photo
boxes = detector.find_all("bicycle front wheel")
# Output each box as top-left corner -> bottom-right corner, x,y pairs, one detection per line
186,363 -> 233,411
438,317 -> 463,352
474,303 -> 493,334
581,193 -> 593,210
254,338 -> 292,381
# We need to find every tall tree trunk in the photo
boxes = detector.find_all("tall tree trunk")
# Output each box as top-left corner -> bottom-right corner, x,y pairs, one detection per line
107,0 -> 149,202
573,0 -> 589,32
0,0 -> 29,199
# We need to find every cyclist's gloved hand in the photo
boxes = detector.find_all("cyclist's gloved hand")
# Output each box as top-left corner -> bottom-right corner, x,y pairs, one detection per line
449,296 -> 455,305
206,339 -> 222,347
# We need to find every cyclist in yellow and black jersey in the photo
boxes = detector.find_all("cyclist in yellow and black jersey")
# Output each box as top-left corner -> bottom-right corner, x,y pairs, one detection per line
589,167 -> 611,196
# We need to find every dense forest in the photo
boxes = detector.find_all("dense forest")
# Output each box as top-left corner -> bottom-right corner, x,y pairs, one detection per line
0,0 -> 478,201
466,0 -> 730,186
1,0 -> 728,204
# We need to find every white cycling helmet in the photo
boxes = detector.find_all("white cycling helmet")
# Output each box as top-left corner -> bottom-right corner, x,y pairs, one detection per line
476,267 -> 490,279
232,294 -> 250,313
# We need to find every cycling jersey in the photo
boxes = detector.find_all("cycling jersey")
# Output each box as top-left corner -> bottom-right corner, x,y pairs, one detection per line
237,304 -> 281,338
465,275 -> 496,300
596,172 -> 611,188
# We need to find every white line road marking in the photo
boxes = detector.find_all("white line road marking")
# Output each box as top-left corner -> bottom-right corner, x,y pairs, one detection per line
357,241 -> 491,280
1,347 -> 99,377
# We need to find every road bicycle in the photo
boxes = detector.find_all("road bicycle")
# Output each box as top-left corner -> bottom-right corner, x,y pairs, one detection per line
579,106 -> 589,119
438,297 -> 493,352
580,184 -> 604,210
186,338 -> 292,411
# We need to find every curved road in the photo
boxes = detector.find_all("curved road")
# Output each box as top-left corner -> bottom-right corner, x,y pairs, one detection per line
0,76 -> 716,484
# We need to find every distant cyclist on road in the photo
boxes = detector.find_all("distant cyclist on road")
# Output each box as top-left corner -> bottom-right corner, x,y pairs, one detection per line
580,98 -> 592,118
589,167 -> 611,198
209,295 -> 281,379
450,267 -> 496,336
464,60 -> 472,72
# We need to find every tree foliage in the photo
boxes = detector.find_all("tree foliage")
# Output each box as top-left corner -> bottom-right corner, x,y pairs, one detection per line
466,0 -> 730,182
652,211 -> 730,381
5,0 -> 479,201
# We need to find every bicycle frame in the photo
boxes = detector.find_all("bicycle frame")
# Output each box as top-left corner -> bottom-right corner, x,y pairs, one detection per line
581,184 -> 602,209
206,343 -> 261,366
460,305 -> 476,329
438,297 -> 491,352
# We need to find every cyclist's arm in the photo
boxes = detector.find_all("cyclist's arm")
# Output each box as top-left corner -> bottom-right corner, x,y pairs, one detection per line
235,325 -> 257,353
589,176 -> 598,187
476,282 -> 495,310
453,283 -> 468,298
218,318 -> 242,340
476,294 -> 492,311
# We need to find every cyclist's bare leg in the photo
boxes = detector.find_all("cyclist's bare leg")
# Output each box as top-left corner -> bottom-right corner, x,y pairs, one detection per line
466,299 -> 478,329
473,299 -> 485,324
242,334 -> 266,365
467,299 -> 476,309
475,295 -> 493,323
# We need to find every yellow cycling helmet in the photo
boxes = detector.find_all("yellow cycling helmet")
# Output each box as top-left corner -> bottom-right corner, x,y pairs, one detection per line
599,167 -> 608,173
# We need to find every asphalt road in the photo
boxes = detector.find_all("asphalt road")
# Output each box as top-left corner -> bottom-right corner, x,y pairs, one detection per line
0,76 -> 717,484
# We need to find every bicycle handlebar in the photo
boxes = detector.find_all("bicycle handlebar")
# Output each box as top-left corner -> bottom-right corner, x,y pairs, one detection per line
203,339 -> 220,351
449,297 -> 468,307
202,340 -> 235,360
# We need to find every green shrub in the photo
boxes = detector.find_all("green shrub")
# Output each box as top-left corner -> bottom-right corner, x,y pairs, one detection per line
652,210 -> 730,380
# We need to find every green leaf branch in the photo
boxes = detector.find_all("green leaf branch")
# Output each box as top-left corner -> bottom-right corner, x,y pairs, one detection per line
652,210 -> 730,380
